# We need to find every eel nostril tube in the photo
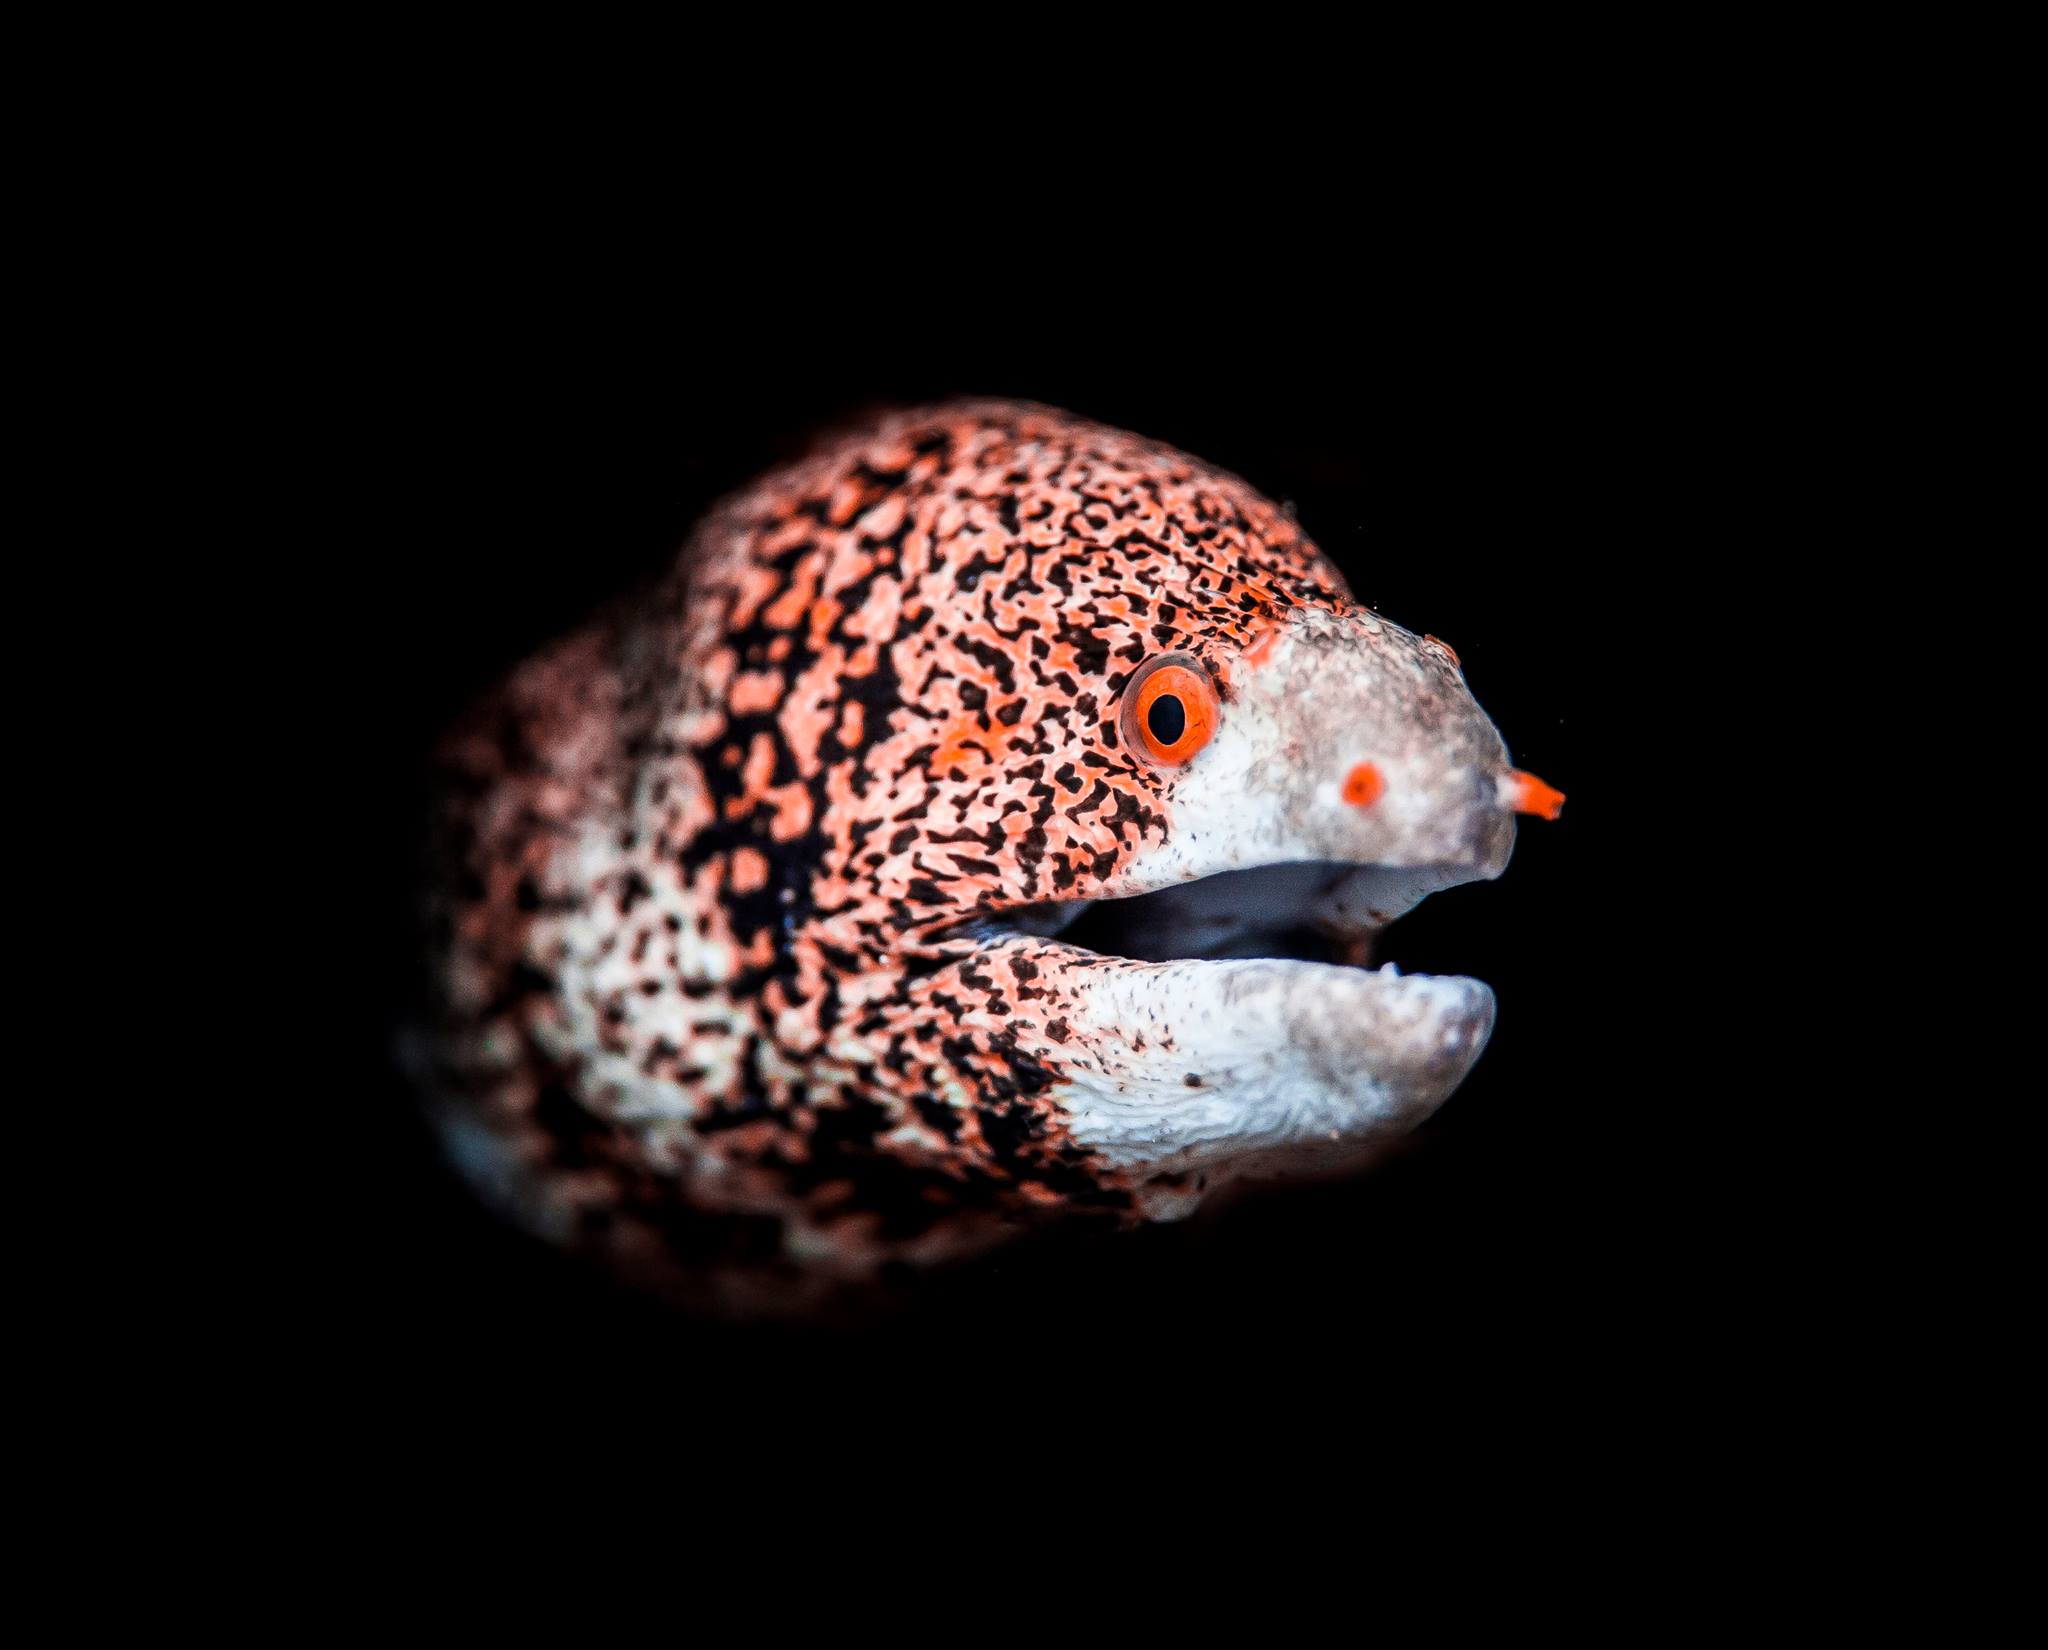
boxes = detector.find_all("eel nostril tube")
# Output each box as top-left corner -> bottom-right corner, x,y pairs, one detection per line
1502,769 -> 1565,820
1342,763 -> 1384,807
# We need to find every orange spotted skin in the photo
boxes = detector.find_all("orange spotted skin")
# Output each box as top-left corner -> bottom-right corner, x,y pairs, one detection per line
421,400 -> 1357,1306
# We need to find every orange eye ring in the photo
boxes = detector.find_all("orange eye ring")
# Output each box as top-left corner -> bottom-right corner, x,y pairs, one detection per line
1123,655 -> 1219,767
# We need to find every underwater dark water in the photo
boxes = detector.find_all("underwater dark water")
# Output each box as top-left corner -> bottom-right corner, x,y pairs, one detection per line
309,301 -> 1717,1449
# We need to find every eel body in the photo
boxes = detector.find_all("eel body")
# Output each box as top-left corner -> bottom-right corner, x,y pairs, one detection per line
419,400 -> 1559,1309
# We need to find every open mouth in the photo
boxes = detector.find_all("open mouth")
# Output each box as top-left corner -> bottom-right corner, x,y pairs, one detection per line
914,834 -> 1523,1190
932,856 -> 1508,1184
971,858 -> 1491,982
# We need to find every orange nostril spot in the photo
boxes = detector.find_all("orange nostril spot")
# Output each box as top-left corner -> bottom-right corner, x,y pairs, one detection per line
1506,769 -> 1565,820
1342,763 -> 1384,807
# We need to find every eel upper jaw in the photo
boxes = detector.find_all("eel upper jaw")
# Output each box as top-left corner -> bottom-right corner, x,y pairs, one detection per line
917,607 -> 1528,1192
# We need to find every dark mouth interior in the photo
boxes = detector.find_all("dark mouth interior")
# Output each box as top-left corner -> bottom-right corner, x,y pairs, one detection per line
973,861 -> 1446,969
1056,876 -> 1359,967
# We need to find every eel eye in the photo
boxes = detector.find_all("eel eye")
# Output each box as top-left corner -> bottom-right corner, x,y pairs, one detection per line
1123,655 -> 1218,767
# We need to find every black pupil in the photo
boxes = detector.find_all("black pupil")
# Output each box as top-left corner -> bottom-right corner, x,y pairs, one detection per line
1147,693 -> 1187,746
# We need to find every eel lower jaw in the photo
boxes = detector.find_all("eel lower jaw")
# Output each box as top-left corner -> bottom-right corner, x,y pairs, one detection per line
1041,949 -> 1496,1194
952,858 -> 1505,1189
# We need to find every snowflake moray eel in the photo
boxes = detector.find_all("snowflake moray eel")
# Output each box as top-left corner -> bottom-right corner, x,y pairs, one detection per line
419,400 -> 1562,1309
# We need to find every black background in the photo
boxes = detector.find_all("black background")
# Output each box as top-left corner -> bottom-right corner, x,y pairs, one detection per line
308,263 -> 1732,1446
